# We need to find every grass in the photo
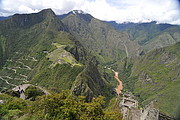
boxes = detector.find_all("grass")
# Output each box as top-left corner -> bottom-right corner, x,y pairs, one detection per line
130,42 -> 180,117
30,63 -> 84,90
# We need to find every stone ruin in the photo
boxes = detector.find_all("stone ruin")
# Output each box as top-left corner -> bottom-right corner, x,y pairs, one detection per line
118,92 -> 159,120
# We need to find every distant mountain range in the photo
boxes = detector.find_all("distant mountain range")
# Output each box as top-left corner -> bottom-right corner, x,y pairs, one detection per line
0,9 -> 179,118
107,21 -> 180,52
0,16 -> 9,21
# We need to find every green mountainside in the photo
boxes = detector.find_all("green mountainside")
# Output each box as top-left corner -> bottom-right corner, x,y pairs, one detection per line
107,21 -> 180,52
59,11 -> 140,64
0,9 -> 180,119
112,42 -> 180,117
0,9 -> 110,101
133,42 -> 180,117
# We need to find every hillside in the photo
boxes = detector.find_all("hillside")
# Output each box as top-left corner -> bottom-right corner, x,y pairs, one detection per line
107,21 -> 180,52
0,9 -> 180,119
59,11 -> 140,64
114,42 -> 180,118
0,9 -> 111,102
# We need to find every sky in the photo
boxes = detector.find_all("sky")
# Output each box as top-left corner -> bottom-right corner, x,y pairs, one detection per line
0,0 -> 180,25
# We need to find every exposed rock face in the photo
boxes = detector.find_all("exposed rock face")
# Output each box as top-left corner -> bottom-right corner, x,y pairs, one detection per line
71,57 -> 104,101
60,11 -> 140,63
145,108 -> 159,120
159,112 -> 177,120
159,51 -> 176,64
69,41 -> 87,62
118,92 -> 159,120
138,71 -> 153,86
129,42 -> 180,117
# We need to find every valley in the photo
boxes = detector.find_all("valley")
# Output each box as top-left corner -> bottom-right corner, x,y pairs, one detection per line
0,9 -> 179,119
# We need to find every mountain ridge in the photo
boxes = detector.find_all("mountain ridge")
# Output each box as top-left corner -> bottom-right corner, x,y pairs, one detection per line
0,9 -> 112,102
59,11 -> 140,63
107,21 -> 180,52
0,8 -> 180,119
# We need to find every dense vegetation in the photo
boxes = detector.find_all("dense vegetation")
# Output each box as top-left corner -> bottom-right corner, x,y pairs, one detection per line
0,91 -> 122,120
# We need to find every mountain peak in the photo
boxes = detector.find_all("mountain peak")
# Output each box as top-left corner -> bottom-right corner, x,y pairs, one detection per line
6,8 -> 59,29
71,10 -> 87,15
39,8 -> 56,17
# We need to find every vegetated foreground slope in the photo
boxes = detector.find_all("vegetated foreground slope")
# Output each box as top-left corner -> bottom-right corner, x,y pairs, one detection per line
129,42 -> 180,117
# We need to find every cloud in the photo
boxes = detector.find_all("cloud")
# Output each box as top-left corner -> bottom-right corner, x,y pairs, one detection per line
0,0 -> 179,25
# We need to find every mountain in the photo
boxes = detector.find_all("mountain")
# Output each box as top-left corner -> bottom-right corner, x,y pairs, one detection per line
58,11 -> 140,64
107,21 -> 180,52
0,9 -> 110,102
0,9 -> 180,119
112,42 -> 180,117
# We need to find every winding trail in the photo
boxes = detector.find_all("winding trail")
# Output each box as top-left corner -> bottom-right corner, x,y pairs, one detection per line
16,61 -> 32,70
2,67 -> 29,82
0,55 -> 37,91
28,56 -> 38,61
0,76 -> 17,87
3,67 -> 17,73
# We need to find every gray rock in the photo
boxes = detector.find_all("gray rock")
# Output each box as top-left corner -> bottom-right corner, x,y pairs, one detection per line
0,100 -> 4,104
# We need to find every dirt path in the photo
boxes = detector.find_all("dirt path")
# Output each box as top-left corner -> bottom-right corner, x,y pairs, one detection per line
0,76 -> 17,87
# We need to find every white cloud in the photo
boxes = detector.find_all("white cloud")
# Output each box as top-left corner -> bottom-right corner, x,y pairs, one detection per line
0,0 -> 179,25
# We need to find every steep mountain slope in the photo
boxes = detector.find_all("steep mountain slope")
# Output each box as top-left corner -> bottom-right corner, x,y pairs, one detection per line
1,9 -> 179,119
0,9 -> 71,89
120,42 -> 180,117
107,21 -> 180,52
59,11 -> 140,64
0,9 -> 66,67
0,9 -> 108,101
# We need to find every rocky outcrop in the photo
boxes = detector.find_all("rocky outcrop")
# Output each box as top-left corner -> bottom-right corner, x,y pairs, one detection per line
71,57 -> 104,101
118,92 -> 159,120
145,108 -> 159,120
68,41 -> 87,62
159,51 -> 176,64
12,84 -> 50,100
138,71 -> 153,86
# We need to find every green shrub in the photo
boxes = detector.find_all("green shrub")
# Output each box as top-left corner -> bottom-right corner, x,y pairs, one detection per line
24,86 -> 44,100
5,98 -> 27,110
0,106 -> 8,118
29,91 -> 122,120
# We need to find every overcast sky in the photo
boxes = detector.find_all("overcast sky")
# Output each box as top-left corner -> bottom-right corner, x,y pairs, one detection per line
0,0 -> 180,24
